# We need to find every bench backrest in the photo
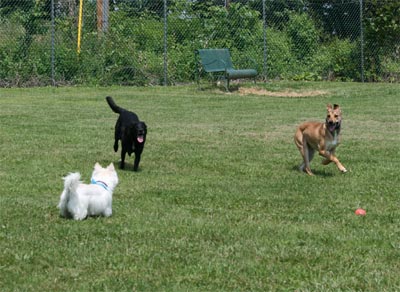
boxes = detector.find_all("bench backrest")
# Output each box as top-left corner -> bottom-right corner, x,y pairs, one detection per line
197,49 -> 234,72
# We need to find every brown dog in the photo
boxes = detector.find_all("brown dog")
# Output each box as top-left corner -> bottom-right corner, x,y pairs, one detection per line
294,104 -> 347,176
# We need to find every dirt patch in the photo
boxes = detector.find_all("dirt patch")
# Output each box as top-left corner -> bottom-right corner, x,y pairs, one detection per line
238,87 -> 329,97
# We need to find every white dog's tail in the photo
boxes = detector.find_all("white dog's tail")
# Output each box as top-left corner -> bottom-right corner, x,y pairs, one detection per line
64,172 -> 81,193
58,173 -> 81,217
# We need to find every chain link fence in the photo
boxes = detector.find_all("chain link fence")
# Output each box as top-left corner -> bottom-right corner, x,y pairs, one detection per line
0,0 -> 399,87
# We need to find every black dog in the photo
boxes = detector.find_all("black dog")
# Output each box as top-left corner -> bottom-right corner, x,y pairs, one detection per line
106,96 -> 147,171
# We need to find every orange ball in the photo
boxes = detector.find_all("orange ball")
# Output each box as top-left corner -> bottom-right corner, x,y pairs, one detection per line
355,208 -> 366,216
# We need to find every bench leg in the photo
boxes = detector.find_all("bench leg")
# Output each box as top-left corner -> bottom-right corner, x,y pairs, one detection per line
225,78 -> 230,92
196,67 -> 203,90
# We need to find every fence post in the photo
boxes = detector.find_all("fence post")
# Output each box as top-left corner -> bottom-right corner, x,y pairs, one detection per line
97,0 -> 109,33
262,0 -> 267,80
163,0 -> 168,86
51,0 -> 55,86
359,0 -> 364,82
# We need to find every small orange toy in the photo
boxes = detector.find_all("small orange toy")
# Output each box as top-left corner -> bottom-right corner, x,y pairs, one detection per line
355,208 -> 366,216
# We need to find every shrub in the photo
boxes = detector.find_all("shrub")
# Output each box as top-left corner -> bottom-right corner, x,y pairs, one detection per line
311,38 -> 359,81
286,12 -> 319,62
381,55 -> 400,82
264,28 -> 294,79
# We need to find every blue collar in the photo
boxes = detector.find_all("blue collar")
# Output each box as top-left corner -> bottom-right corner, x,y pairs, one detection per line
91,178 -> 109,191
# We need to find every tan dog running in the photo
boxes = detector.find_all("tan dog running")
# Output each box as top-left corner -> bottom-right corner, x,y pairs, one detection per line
294,104 -> 347,176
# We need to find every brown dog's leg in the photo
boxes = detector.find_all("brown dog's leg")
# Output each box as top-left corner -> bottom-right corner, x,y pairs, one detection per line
322,150 -> 335,165
303,141 -> 314,176
294,128 -> 306,173
321,158 -> 331,165
319,150 -> 347,173
321,150 -> 333,165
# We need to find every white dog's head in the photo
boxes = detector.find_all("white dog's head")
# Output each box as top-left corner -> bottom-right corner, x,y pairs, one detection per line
90,162 -> 119,192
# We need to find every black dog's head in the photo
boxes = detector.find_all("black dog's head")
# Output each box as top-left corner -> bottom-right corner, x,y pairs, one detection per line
133,121 -> 147,144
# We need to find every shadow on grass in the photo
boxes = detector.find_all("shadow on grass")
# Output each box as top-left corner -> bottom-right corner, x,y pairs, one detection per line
291,165 -> 335,177
110,160 -> 144,173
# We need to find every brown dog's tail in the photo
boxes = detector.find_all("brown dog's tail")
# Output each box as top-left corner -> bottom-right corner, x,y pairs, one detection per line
106,96 -> 122,114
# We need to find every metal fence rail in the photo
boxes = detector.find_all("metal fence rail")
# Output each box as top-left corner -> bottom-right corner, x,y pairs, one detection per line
0,0 -> 399,87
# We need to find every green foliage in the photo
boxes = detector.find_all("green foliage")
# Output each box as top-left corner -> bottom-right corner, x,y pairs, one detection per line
311,38 -> 359,81
130,16 -> 164,53
168,42 -> 200,83
225,3 -> 261,50
263,28 -> 294,79
364,0 -> 400,48
381,55 -> 400,82
0,1 -> 399,86
363,1 -> 400,81
199,3 -> 261,50
286,12 -> 320,61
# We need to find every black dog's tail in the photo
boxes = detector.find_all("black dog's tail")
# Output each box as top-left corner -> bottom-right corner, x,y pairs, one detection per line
106,96 -> 122,114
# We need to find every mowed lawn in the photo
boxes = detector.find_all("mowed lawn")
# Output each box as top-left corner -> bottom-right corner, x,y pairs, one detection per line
0,82 -> 399,291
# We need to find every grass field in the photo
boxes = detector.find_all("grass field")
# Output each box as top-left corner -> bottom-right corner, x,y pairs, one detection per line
1,82 -> 399,291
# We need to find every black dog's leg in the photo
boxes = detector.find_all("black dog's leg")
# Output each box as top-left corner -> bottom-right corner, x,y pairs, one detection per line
120,149 -> 126,169
133,152 -> 141,171
114,119 -> 121,152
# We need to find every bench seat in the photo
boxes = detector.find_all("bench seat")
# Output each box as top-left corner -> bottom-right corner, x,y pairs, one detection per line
226,68 -> 258,79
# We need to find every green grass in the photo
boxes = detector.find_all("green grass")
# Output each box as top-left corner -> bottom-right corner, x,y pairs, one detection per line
1,82 -> 400,291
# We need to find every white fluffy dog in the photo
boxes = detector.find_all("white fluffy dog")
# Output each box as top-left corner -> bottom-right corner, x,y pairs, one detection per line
58,163 -> 118,220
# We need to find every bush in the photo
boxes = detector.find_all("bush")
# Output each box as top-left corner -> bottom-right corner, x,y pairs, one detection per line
168,41 -> 201,84
381,55 -> 400,82
264,28 -> 294,79
311,38 -> 359,81
286,12 -> 319,62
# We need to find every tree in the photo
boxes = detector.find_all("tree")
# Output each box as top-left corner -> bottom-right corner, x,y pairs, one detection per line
364,0 -> 400,48
308,0 -> 360,40
1,0 -> 51,58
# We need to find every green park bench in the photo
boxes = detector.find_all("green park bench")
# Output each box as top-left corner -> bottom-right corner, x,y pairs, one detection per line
196,48 -> 258,91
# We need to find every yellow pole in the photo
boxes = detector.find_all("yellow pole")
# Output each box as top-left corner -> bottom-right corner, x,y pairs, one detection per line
77,0 -> 83,54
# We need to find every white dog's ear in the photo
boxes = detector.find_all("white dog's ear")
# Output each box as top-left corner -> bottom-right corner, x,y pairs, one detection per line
94,162 -> 102,170
107,163 -> 115,171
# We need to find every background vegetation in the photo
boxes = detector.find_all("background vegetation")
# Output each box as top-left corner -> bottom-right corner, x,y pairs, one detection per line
1,82 -> 400,291
0,0 -> 399,86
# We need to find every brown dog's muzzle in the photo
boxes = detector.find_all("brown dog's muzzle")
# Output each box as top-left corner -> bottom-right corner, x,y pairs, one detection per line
326,112 -> 341,133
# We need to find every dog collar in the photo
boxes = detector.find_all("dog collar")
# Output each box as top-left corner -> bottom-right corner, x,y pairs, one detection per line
91,178 -> 109,191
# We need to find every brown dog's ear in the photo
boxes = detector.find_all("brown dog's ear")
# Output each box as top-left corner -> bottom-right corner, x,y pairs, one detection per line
326,104 -> 333,111
333,104 -> 342,114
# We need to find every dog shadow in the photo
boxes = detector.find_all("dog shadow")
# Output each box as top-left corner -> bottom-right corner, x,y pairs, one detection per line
291,165 -> 334,177
113,161 -> 143,172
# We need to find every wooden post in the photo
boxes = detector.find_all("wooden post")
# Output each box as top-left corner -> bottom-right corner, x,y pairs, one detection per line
97,0 -> 109,33
97,0 -> 103,33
